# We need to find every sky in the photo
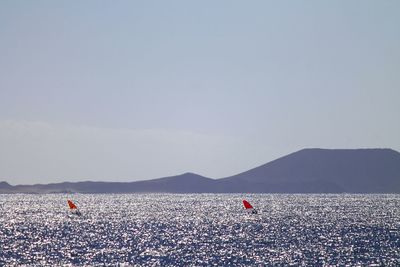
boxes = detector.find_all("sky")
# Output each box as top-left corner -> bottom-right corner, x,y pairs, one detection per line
0,1 -> 399,185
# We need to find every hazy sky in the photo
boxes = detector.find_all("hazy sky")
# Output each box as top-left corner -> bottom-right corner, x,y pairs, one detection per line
1,1 -> 399,184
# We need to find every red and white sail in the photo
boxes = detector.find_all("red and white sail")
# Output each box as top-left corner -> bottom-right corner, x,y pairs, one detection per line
243,199 -> 258,214
67,199 -> 82,215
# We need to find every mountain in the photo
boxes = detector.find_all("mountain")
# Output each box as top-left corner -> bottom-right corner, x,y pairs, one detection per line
0,173 -> 216,194
0,181 -> 12,191
219,148 -> 400,193
1,148 -> 399,193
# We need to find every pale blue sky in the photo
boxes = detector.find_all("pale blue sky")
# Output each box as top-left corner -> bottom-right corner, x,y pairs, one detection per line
0,1 -> 399,184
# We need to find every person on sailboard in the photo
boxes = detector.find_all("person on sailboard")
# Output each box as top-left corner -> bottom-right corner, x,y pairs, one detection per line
243,199 -> 258,214
67,199 -> 82,216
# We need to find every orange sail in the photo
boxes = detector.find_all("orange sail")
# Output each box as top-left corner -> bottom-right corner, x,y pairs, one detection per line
67,200 -> 77,210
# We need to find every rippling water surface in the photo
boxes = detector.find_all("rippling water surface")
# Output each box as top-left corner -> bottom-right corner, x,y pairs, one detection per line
0,194 -> 399,266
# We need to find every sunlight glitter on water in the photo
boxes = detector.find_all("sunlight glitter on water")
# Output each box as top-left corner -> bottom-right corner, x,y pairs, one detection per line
0,194 -> 399,266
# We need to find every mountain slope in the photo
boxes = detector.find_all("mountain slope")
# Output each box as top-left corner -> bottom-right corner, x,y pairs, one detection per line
220,148 -> 400,193
1,173 -> 216,194
1,148 -> 399,193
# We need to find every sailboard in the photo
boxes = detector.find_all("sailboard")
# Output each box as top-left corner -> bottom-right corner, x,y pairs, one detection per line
67,199 -> 82,216
243,199 -> 258,214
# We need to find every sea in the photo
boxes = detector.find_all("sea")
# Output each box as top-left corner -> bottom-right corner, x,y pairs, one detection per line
0,194 -> 399,266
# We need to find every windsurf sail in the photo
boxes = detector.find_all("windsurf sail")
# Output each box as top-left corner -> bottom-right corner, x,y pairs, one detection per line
243,200 -> 253,209
243,199 -> 258,214
67,199 -> 81,215
67,200 -> 77,210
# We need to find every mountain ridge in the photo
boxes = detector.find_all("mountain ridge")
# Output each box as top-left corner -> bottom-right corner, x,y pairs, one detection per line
1,148 -> 399,193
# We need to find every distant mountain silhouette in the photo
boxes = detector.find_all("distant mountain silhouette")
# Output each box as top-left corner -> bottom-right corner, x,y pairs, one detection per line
1,148 -> 399,193
0,173 -> 215,194
0,181 -> 12,190
218,148 -> 400,193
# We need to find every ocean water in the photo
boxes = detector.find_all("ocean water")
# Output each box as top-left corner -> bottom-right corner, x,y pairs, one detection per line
0,194 -> 399,266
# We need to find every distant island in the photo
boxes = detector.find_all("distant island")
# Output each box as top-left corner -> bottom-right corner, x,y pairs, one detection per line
1,148 -> 399,194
